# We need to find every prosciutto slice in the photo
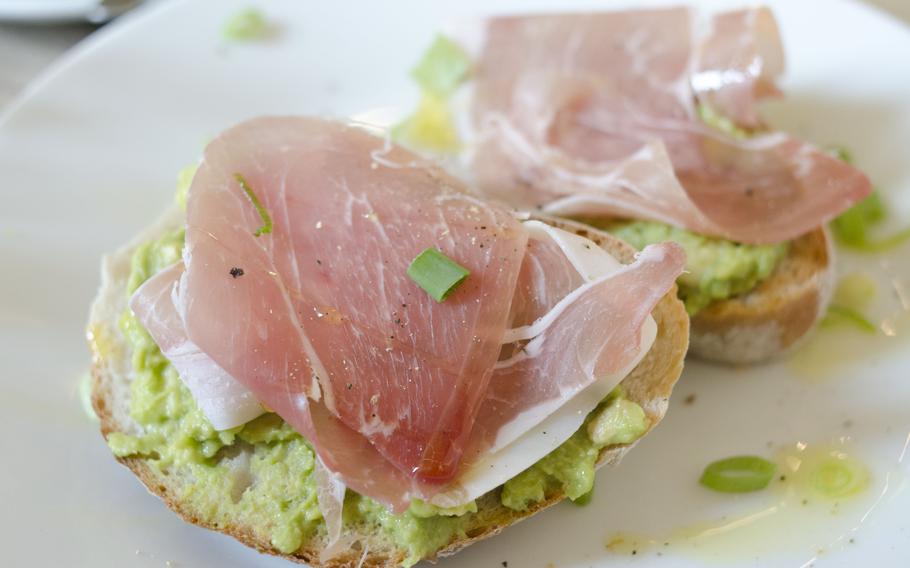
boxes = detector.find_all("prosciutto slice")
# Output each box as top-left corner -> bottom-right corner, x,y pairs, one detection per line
132,117 -> 685,511
470,8 -> 871,245
692,7 -> 785,128
429,224 -> 678,508
129,263 -> 263,430
475,226 -> 677,457
179,117 -> 527,485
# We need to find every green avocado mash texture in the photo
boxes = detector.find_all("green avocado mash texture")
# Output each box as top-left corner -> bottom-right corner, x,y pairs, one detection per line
602,221 -> 788,315
108,228 -> 649,566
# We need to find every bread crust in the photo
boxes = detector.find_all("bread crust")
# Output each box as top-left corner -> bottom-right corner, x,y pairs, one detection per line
689,227 -> 835,364
88,211 -> 689,567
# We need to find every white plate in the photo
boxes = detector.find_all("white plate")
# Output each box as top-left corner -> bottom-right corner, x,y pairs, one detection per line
1,0 -> 908,566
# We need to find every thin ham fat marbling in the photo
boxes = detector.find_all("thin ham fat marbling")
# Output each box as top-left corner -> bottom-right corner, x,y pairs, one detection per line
129,263 -> 264,431
471,7 -> 871,245
132,117 -> 684,511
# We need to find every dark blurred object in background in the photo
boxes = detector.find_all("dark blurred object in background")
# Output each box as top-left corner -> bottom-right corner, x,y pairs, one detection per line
0,0 -> 138,25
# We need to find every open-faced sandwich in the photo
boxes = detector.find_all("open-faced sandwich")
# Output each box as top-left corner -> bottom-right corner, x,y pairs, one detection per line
87,117 -> 689,566
397,6 -> 872,364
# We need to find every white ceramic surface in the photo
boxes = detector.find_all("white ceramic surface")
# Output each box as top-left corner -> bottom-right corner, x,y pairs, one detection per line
1,0 -> 908,566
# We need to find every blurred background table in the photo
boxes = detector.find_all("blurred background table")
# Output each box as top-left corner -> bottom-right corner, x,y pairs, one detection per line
0,0 -> 908,113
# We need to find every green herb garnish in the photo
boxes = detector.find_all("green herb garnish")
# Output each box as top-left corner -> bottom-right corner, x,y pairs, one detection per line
821,273 -> 879,333
407,247 -> 470,302
223,8 -> 269,42
699,456 -> 777,493
822,305 -> 877,333
234,173 -> 273,237
831,191 -> 910,252
391,92 -> 461,153
411,35 -> 472,97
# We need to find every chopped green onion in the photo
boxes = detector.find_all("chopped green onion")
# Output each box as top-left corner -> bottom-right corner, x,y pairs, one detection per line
822,273 -> 878,332
411,35 -> 472,97
392,92 -> 461,153
822,305 -> 877,333
407,248 -> 470,302
862,227 -> 910,252
234,173 -> 273,237
223,8 -> 269,42
810,457 -> 869,498
831,191 -> 910,252
699,455 -> 777,493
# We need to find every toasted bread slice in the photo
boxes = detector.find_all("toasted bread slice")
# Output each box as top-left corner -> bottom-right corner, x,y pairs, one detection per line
689,227 -> 835,364
87,211 -> 689,568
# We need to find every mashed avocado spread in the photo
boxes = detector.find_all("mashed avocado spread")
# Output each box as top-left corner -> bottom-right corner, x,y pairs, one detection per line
107,228 -> 650,565
600,221 -> 788,315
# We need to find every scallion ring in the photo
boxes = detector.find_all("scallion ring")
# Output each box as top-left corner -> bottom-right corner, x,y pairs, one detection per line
407,247 -> 470,302
823,305 -> 877,333
699,455 -> 776,493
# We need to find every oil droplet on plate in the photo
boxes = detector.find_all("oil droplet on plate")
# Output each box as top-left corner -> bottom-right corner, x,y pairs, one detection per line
604,441 -> 897,564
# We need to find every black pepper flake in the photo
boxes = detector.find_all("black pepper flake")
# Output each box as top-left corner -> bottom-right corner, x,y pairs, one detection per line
779,475 -> 787,482
346,383 -> 353,390
744,187 -> 755,197
502,562 -> 508,568
229,267 -> 245,278
632,550 -> 638,555
684,393 -> 696,405
316,259 -> 322,265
